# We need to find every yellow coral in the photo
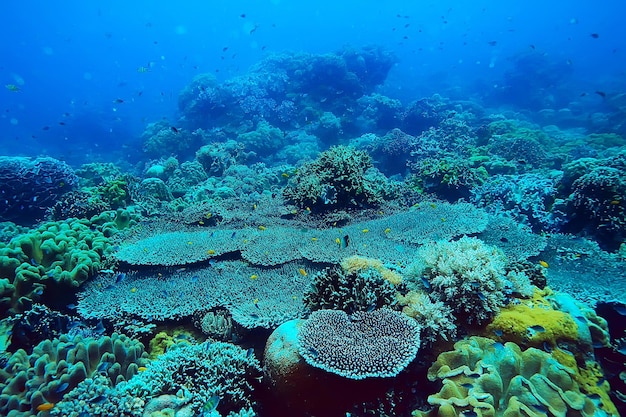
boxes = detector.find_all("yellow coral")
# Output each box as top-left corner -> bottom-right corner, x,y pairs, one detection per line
487,289 -> 579,349
341,255 -> 402,285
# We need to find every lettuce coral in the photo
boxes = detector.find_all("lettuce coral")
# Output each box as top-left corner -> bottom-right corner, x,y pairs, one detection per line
414,336 -> 616,417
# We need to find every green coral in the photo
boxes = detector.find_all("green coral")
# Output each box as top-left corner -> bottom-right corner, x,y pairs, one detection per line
0,210 -> 133,314
237,121 -> 286,154
0,333 -> 148,416
414,336 -> 616,417
283,146 -> 387,212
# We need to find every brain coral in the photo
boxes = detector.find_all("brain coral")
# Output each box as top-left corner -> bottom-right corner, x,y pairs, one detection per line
297,308 -> 421,379
414,336 -> 616,417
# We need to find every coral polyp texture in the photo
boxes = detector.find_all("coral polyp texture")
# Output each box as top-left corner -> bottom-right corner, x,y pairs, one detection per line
297,308 -> 421,379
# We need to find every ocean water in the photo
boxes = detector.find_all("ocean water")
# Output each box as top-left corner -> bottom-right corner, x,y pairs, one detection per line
1,1 -> 625,416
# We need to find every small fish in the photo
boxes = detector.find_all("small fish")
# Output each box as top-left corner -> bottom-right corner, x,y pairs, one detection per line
339,234 -> 350,249
66,303 -> 78,310
539,260 -> 549,268
171,126 -> 179,133
590,33 -> 599,38
176,267 -> 187,272
191,276 -> 199,282
531,403 -> 549,413
500,237 -> 509,243
610,200 -> 620,205
298,268 -> 307,277
88,394 -> 107,404
130,287 -> 137,293
307,347 -> 319,358
487,40 -> 497,46
384,228 -> 391,234
613,303 -> 626,315
201,395 -> 221,415
30,258 -> 39,266
361,229 -> 369,233
529,325 -> 546,333
137,366 -> 148,372
420,277 -> 431,290
595,91 -> 606,98
493,329 -> 503,337
113,98 -> 124,103
115,272 -> 126,283
250,274 -> 258,280
97,361 -> 112,373
460,383 -> 473,389
94,320 -> 106,335
477,292 -> 487,301
246,347 -> 254,358
231,232 -> 237,239
207,249 -> 216,255
466,372 -> 481,378
55,382 -> 70,393
5,84 -> 21,92
281,172 -> 289,178
42,125 -> 50,130
36,403 -> 55,411
543,342 -> 553,352
137,66 -> 150,73
258,225 -> 267,231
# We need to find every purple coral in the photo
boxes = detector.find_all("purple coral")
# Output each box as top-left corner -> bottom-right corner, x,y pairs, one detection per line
297,309 -> 421,379
0,156 -> 78,224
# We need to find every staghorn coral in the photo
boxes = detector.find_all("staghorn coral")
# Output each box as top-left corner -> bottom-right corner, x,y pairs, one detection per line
407,236 -> 522,324
413,336 -> 617,417
0,333 -> 148,416
298,308 -> 421,379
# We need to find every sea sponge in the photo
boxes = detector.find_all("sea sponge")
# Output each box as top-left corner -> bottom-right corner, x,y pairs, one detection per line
414,336 -> 616,417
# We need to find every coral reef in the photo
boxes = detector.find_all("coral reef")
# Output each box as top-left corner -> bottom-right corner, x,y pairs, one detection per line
414,336 -> 617,417
0,333 -> 148,416
0,156 -> 78,224
407,236 -> 526,324
297,308 -> 421,379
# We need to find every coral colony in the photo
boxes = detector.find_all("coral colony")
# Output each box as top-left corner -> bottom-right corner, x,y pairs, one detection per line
1,46 -> 625,417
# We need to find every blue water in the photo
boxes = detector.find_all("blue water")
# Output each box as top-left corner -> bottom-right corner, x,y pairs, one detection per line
1,0 -> 623,164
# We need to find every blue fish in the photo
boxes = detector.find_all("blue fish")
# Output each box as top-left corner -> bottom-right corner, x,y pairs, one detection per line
491,342 -> 504,351
614,303 -> 626,316
55,382 -> 69,393
529,325 -> 546,333
115,272 -> 126,284
97,361 -> 112,373
88,394 -> 107,404
543,342 -> 553,353
460,383 -> 473,389
30,258 -> 39,266
493,329 -> 503,337
231,231 -> 237,239
191,276 -> 199,282
246,348 -> 254,358
307,347 -> 319,358
94,320 -> 106,335
477,292 -> 486,301
66,303 -> 78,310
420,276 -> 431,290
531,404 -> 548,413
201,395 -> 220,415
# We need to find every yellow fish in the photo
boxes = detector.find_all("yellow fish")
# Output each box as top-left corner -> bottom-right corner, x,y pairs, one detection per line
610,200 -> 620,205
539,260 -> 549,268
384,228 -> 391,234
258,225 -> 267,231
138,366 -> 148,372
362,229 -> 369,233
298,268 -> 307,276
36,403 -> 55,411
207,249 -> 216,255
131,287 -> 137,293
281,173 -> 290,178
250,274 -> 258,280
335,237 -> 341,245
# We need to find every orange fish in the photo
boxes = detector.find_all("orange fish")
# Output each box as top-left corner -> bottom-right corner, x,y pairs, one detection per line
36,403 -> 55,411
